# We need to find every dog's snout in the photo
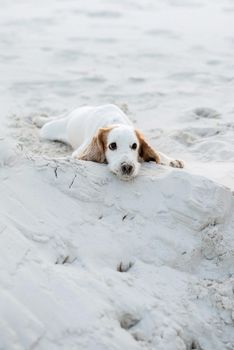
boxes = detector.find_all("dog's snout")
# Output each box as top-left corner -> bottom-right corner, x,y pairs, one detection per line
121,162 -> 134,175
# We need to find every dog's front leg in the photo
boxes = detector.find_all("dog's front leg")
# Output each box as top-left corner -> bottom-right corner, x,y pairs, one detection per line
72,146 -> 85,159
158,151 -> 184,168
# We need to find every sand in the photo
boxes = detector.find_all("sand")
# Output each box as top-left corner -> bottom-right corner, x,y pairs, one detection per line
0,0 -> 234,349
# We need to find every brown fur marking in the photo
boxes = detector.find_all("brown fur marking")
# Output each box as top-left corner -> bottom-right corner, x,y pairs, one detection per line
78,126 -> 115,163
135,129 -> 160,164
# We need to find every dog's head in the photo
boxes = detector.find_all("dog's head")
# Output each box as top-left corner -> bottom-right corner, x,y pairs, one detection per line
78,125 -> 160,180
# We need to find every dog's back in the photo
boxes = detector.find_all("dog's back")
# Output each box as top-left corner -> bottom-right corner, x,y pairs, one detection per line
40,104 -> 131,149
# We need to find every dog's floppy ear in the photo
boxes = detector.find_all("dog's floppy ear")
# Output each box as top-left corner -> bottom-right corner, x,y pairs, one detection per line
135,129 -> 160,163
78,127 -> 111,163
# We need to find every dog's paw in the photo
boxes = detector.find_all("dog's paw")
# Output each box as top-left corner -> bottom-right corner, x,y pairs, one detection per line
169,159 -> 184,168
72,150 -> 81,159
72,152 -> 78,159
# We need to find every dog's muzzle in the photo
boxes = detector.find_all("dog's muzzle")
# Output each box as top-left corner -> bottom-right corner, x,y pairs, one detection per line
121,162 -> 134,176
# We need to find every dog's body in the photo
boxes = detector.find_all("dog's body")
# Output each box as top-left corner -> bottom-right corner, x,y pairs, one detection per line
40,104 -> 131,154
40,104 -> 184,180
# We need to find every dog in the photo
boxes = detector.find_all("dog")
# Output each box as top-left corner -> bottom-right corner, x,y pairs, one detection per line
39,104 -> 184,180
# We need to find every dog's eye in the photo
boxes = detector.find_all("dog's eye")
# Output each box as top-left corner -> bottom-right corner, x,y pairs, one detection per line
109,142 -> 117,150
131,143 -> 137,150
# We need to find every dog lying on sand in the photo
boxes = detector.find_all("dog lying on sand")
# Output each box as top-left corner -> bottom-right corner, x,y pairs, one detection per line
39,104 -> 184,180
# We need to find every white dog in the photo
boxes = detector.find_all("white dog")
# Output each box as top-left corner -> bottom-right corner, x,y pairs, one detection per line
39,104 -> 184,180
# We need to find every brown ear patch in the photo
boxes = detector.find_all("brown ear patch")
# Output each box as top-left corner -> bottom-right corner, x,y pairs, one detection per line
135,129 -> 160,164
78,126 -> 114,163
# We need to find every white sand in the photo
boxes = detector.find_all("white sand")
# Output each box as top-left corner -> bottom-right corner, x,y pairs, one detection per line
0,0 -> 234,349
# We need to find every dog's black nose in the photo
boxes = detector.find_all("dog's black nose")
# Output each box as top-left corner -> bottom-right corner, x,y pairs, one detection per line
121,163 -> 133,175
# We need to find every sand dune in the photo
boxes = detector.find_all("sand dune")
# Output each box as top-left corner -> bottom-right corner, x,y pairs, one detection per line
1,0 -> 234,349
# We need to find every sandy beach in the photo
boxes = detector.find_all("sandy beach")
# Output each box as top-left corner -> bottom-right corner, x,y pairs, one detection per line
0,0 -> 234,349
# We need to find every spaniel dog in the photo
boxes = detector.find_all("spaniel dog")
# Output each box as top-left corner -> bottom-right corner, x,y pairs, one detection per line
39,104 -> 184,180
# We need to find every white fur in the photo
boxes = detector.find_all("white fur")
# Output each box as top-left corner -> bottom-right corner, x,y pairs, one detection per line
104,125 -> 141,180
39,104 -> 183,180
